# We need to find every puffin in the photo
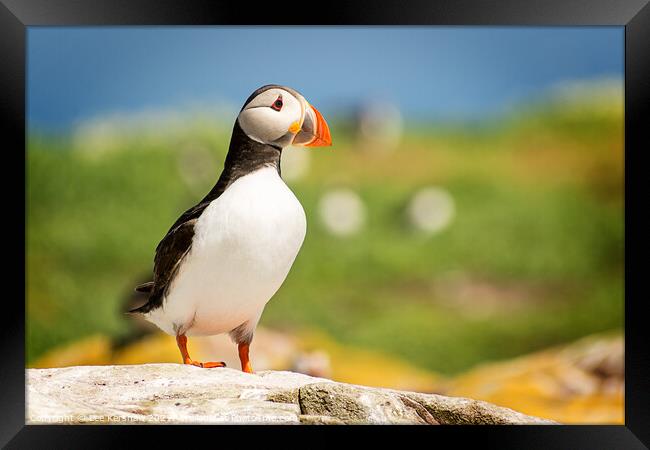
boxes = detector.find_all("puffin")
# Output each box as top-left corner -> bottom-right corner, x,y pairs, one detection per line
130,85 -> 332,373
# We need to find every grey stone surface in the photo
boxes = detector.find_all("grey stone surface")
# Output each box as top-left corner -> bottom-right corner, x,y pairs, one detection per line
26,364 -> 555,425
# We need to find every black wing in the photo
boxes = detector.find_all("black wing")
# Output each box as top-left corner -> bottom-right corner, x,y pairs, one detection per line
129,151 -> 236,314
129,203 -> 211,314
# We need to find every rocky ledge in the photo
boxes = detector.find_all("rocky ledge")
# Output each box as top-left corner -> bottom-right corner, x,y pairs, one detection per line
27,364 -> 554,425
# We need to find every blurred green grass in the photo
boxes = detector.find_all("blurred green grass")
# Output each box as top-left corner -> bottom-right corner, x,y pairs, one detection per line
26,94 -> 623,374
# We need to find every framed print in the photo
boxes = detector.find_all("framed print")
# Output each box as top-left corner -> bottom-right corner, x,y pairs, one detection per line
2,0 -> 648,447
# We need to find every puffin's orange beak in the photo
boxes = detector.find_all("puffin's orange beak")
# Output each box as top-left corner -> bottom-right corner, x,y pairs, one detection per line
304,105 -> 332,147
292,103 -> 332,147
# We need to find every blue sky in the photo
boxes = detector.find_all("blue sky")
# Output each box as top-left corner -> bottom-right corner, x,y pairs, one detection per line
27,27 -> 623,130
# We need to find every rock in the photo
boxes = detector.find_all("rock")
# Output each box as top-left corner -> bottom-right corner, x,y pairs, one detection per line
299,383 -> 552,425
26,364 -> 554,425
299,383 -> 439,424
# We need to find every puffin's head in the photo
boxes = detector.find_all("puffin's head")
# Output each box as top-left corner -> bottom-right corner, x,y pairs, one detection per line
237,85 -> 332,149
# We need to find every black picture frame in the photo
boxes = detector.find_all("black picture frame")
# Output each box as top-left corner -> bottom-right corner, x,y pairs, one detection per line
3,0 -> 648,447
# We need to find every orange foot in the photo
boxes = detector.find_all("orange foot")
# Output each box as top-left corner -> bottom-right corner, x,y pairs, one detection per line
176,334 -> 226,369
184,359 -> 226,368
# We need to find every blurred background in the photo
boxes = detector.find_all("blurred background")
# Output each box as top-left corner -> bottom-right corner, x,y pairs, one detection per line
26,27 -> 624,423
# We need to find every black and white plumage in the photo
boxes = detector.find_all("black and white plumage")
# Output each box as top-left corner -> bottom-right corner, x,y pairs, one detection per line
130,85 -> 331,372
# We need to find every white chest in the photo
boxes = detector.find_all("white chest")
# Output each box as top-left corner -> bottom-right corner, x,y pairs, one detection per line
193,167 -> 307,269
148,166 -> 307,336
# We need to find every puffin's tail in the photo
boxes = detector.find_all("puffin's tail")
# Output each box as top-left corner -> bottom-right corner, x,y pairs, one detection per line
126,281 -> 155,314
127,304 -> 149,314
134,281 -> 154,293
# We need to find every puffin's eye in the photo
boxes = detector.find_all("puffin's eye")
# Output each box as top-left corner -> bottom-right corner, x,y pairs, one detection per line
271,97 -> 283,111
